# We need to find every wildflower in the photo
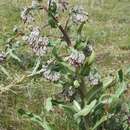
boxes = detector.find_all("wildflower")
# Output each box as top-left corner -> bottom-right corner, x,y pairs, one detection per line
58,0 -> 69,12
24,27 -> 49,56
21,7 -> 34,23
88,71 -> 101,86
32,36 -> 49,56
26,27 -> 40,46
42,65 -> 61,82
71,6 -> 88,24
68,49 -> 85,67
0,53 -> 6,64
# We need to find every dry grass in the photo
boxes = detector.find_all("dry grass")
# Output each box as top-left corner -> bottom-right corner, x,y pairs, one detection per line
0,0 -> 130,129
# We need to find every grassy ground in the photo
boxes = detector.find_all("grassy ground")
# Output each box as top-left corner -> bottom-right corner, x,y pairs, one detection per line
0,0 -> 130,130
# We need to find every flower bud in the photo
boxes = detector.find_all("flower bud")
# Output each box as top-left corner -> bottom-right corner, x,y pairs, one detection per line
83,44 -> 93,57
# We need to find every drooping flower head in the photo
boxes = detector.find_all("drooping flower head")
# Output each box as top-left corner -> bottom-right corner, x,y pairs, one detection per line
24,27 -> 49,56
58,0 -> 69,12
42,64 -> 61,82
71,6 -> 88,24
88,70 -> 101,86
21,7 -> 34,23
68,49 -> 85,67
32,36 -> 49,56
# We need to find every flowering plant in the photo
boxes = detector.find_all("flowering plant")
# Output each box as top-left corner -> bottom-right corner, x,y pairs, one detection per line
1,0 -> 130,130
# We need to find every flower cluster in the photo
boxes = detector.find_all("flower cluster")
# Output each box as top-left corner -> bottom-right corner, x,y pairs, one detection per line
0,53 -> 6,64
42,65 -> 61,82
21,7 -> 34,23
88,71 -> 101,86
58,0 -> 69,12
24,27 -> 49,56
68,49 -> 85,67
71,6 -> 88,24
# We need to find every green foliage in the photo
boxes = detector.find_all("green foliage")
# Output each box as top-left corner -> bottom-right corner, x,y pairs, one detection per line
0,0 -> 130,130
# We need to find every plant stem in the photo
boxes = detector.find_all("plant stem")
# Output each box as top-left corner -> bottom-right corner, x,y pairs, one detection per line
41,5 -> 72,46
31,56 -> 41,75
78,77 -> 90,130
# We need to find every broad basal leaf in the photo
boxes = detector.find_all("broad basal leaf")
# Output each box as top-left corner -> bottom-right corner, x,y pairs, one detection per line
74,100 -> 97,119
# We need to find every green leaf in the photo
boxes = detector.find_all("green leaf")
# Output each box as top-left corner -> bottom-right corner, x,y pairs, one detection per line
58,104 -> 75,114
49,40 -> 60,47
118,69 -> 124,82
73,100 -> 81,112
86,85 -> 102,103
88,51 -> 95,65
45,97 -> 53,112
73,80 -> 80,88
31,56 -> 41,75
99,82 -> 127,108
74,100 -> 97,119
102,76 -> 114,89
80,51 -> 95,76
48,17 -> 57,28
91,115 -> 108,130
18,109 -> 52,130
48,0 -> 58,28
59,62 -> 75,73
0,65 -> 10,78
52,47 -> 62,61
9,49 -> 21,62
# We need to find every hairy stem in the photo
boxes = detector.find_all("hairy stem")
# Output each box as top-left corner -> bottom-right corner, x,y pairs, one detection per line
41,5 -> 71,46
78,78 -> 89,130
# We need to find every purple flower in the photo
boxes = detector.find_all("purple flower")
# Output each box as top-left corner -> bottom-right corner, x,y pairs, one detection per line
21,7 -> 34,23
42,64 -> 61,82
68,49 -> 85,67
71,6 -> 88,24
24,27 -> 49,56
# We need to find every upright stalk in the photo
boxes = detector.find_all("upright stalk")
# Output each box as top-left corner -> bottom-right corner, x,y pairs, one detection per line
79,77 -> 89,130
41,5 -> 71,46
